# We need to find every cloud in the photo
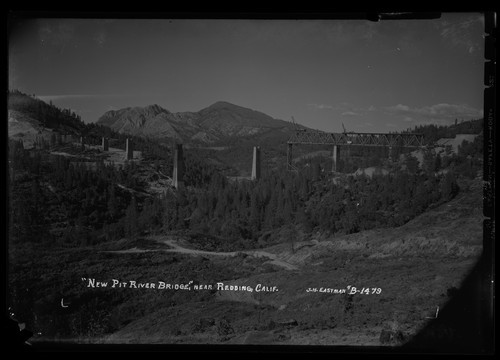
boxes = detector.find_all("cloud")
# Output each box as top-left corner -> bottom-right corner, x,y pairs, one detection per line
387,104 -> 410,112
312,102 -> 367,112
385,102 -> 483,125
341,111 -> 360,116
308,103 -> 334,110
309,102 -> 375,117
419,103 -> 482,118
38,94 -> 96,101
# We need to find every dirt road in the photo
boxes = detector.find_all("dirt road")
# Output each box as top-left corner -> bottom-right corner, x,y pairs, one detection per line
105,237 -> 299,271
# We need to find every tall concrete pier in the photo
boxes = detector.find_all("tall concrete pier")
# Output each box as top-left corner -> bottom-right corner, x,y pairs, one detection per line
173,144 -> 185,189
125,138 -> 133,160
332,145 -> 339,173
251,146 -> 261,180
102,137 -> 109,151
80,136 -> 85,150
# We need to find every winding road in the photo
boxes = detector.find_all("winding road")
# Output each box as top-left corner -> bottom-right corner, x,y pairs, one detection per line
104,236 -> 299,271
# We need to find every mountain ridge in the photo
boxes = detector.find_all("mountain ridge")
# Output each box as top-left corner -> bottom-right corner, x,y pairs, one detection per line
97,101 -> 296,144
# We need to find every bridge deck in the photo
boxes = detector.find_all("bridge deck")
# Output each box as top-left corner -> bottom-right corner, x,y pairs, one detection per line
287,131 -> 425,147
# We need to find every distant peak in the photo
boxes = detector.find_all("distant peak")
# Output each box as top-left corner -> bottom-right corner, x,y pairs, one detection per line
145,104 -> 163,110
207,101 -> 237,109
212,101 -> 233,106
203,101 -> 253,113
142,104 -> 169,114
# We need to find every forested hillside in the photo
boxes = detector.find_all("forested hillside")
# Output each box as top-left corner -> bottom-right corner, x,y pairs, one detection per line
8,90 -> 484,252
8,133 -> 481,252
8,90 -> 85,134
7,90 -> 485,343
407,118 -> 483,142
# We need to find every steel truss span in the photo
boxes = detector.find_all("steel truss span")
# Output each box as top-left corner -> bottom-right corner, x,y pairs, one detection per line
286,130 -> 426,172
287,131 -> 425,147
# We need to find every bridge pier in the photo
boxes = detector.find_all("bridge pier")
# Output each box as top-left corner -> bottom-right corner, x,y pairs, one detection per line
332,145 -> 340,173
173,144 -> 184,189
125,138 -> 133,160
102,137 -> 109,151
80,136 -> 85,150
251,146 -> 261,180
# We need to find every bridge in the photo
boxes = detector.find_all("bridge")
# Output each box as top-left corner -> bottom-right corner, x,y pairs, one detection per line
287,130 -> 426,172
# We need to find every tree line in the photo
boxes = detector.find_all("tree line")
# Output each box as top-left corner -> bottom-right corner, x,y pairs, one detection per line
9,135 -> 476,251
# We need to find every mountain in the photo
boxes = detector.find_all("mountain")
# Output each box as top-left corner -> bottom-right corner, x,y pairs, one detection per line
97,104 -> 194,141
97,101 -> 297,144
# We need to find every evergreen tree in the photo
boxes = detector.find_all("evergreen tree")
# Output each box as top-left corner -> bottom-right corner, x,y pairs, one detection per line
296,205 -> 311,232
312,162 -> 321,181
422,149 -> 436,174
125,197 -> 139,237
107,185 -> 119,220
50,133 -> 57,147
404,154 -> 420,174
434,153 -> 442,171
249,192 -> 261,234
283,199 -> 293,224
440,171 -> 459,201
264,191 -> 278,229
281,223 -> 297,254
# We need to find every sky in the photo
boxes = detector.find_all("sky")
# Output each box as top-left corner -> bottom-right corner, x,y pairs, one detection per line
8,14 -> 485,133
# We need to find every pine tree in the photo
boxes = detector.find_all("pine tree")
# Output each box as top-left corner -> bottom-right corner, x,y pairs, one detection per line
405,154 -> 420,174
413,182 -> 429,213
125,197 -> 139,237
50,133 -> 57,147
312,162 -> 321,181
283,199 -> 293,224
264,191 -> 278,229
299,176 -> 309,199
249,192 -> 261,234
440,171 -> 459,201
108,184 -> 120,219
296,205 -> 311,232
434,153 -> 442,171
422,149 -> 435,174
281,223 -> 297,254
